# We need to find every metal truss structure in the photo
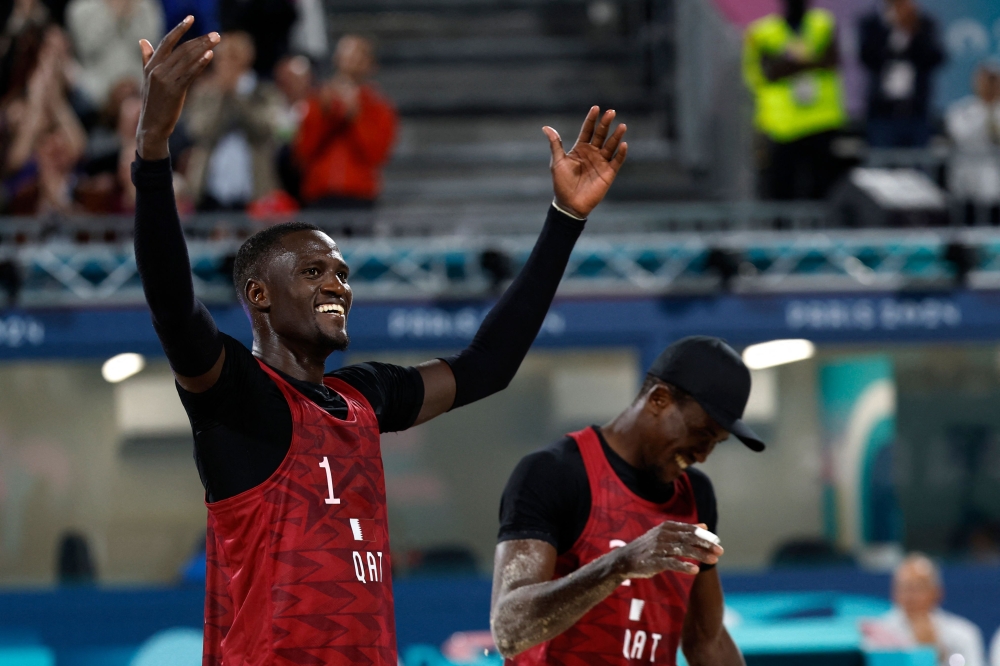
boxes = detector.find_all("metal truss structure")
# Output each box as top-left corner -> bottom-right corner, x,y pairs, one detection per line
4,223 -> 1000,307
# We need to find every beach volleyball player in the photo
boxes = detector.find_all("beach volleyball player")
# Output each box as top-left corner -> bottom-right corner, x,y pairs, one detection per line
132,19 -> 628,666
491,337 -> 765,665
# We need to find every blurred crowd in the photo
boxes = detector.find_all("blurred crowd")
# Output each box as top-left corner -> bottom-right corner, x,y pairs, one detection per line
744,0 -> 1000,218
0,0 -> 397,217
863,554 -> 994,666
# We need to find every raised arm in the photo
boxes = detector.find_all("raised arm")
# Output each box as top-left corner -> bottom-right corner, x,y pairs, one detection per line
490,522 -> 722,659
681,568 -> 745,666
412,107 -> 628,423
133,18 -> 224,392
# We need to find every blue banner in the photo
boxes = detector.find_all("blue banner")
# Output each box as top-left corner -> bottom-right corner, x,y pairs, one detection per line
2,290 -> 1000,362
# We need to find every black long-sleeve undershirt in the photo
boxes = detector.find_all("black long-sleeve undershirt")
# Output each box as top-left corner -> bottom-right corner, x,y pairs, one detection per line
498,427 -> 718,569
133,157 -> 224,378
446,207 -> 585,407
133,154 -> 585,502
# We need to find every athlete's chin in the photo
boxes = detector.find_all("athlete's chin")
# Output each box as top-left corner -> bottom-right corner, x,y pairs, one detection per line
312,319 -> 350,350
317,329 -> 350,352
656,464 -> 683,484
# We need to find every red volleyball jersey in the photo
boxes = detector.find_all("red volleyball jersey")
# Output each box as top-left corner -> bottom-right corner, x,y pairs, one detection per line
510,427 -> 700,666
203,360 -> 396,666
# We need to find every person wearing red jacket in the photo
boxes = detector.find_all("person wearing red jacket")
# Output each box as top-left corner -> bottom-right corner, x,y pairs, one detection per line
294,34 -> 397,209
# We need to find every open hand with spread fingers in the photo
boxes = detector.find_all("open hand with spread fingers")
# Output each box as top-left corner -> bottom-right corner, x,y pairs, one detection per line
136,16 -> 220,160
544,106 -> 628,219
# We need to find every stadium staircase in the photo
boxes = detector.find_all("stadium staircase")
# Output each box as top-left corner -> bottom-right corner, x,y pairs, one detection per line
326,0 -> 710,225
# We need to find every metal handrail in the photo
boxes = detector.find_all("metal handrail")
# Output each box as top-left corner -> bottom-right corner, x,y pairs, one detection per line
3,225 -> 999,308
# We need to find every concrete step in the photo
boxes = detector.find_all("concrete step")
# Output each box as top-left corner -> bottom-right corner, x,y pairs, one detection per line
380,161 -> 700,204
375,60 -> 650,115
378,36 -> 633,65
381,114 -> 695,204
392,113 -> 665,155
329,9 -> 542,40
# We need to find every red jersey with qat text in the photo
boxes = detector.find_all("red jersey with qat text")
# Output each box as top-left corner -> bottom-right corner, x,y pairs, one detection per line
509,426 -> 700,666
204,360 -> 396,666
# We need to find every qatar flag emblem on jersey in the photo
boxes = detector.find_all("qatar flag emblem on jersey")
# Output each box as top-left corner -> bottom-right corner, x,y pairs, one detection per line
351,518 -> 376,542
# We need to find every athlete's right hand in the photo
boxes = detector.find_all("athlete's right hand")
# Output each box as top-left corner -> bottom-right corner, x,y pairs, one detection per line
613,521 -> 724,578
136,17 -> 220,160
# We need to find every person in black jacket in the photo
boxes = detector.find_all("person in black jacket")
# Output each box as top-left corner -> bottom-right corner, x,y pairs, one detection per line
859,0 -> 945,148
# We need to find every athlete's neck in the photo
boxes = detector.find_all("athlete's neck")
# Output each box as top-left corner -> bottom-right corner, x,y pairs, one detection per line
252,336 -> 329,384
599,410 -> 647,469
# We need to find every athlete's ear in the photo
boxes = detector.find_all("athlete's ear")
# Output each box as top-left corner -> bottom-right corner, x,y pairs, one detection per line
245,278 -> 271,312
644,384 -> 673,414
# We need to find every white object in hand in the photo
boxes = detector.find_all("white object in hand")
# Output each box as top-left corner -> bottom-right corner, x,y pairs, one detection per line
694,527 -> 721,546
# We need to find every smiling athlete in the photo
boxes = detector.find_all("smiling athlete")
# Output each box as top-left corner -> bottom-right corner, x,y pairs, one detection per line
491,336 -> 764,666
132,18 -> 628,666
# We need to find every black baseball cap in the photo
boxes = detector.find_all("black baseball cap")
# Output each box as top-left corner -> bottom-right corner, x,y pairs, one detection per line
647,336 -> 765,452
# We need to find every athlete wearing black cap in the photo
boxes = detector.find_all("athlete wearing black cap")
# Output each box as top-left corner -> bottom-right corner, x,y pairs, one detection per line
491,336 -> 763,665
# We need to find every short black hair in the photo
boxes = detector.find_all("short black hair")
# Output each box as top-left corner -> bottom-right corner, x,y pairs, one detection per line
635,374 -> 691,404
232,221 -> 323,304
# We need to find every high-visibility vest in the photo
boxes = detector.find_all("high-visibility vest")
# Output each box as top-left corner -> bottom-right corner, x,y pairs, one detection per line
743,9 -> 846,143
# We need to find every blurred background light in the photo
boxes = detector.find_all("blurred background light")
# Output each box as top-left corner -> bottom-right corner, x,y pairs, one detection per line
101,353 -> 146,383
742,339 -> 816,370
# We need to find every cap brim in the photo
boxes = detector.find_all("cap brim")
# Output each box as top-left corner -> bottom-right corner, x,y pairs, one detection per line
727,418 -> 766,452
701,403 -> 766,452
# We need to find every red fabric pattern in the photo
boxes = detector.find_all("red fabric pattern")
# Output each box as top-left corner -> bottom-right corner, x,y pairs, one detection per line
203,360 -> 396,666
294,86 -> 398,203
509,427 -> 699,666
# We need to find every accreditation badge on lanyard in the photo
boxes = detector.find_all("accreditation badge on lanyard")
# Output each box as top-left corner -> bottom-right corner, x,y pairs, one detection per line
791,73 -> 820,107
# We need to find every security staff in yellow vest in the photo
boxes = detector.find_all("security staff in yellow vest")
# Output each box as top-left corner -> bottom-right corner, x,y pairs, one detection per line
744,0 -> 847,200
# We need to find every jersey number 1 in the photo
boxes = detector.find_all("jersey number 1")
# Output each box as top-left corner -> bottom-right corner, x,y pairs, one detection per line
319,456 -> 341,505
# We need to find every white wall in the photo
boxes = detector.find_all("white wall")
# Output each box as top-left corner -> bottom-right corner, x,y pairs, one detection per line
0,361 -> 205,585
699,358 -> 825,569
0,350 -> 828,584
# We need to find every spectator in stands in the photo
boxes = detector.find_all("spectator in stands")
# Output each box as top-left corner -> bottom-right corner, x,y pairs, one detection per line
743,0 -> 846,200
0,0 -> 51,100
183,30 -> 283,210
66,0 -> 163,107
872,553 -> 985,666
294,34 -> 397,209
1,25 -> 86,214
945,60 -> 1000,225
76,92 -> 140,211
273,53 -> 310,141
859,0 -> 945,149
273,53 -> 311,200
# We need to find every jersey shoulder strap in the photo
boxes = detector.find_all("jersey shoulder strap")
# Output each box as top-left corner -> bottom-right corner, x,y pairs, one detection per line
323,374 -> 376,417
566,426 -> 608,490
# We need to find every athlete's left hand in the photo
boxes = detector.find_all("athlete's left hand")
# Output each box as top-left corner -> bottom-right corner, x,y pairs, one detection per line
544,106 -> 627,219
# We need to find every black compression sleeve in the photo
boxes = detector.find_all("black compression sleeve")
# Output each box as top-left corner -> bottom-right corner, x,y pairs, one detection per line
132,155 -> 223,377
445,205 -> 584,408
